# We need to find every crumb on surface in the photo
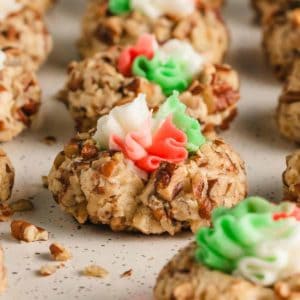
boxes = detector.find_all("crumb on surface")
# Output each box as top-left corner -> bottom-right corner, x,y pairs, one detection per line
10,220 -> 49,242
49,243 -> 72,261
82,265 -> 108,278
120,269 -> 133,278
39,264 -> 58,276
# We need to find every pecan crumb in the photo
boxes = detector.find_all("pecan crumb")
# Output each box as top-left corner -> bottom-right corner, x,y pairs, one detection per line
83,265 -> 108,278
42,136 -> 57,145
120,269 -> 132,278
39,264 -> 58,276
49,243 -> 72,261
11,220 -> 49,242
9,199 -> 34,212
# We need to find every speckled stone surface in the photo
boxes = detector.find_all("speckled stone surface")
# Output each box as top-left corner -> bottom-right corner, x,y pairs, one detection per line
0,1 -> 297,299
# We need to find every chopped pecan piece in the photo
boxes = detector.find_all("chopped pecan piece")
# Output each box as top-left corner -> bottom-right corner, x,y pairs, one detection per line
49,243 -> 72,261
11,220 -> 49,242
83,265 -> 109,278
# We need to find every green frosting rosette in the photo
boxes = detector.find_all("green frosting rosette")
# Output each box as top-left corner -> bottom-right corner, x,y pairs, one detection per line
108,0 -> 131,14
133,56 -> 189,96
195,196 -> 300,286
155,91 -> 206,152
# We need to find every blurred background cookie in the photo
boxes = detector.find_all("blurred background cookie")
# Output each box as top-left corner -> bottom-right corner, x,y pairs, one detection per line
0,0 -> 53,70
0,149 -> 14,203
0,47 -> 41,142
19,0 -> 56,14
277,58 -> 300,143
251,0 -> 289,22
263,2 -> 300,80
59,38 -> 240,133
78,0 -> 229,64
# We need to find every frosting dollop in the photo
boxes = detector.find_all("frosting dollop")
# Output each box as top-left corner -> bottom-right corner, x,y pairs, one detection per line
108,0 -> 131,15
108,0 -> 195,18
154,92 -> 206,152
133,56 -> 189,96
93,92 -> 206,173
118,34 -> 157,76
0,0 -> 23,21
0,51 -> 6,71
195,196 -> 300,286
118,35 -> 205,95
156,39 -> 204,79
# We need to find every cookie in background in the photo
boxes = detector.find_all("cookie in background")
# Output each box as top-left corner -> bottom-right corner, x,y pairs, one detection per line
78,0 -> 229,64
0,48 -> 41,142
277,58 -> 300,143
59,35 -> 240,133
263,1 -> 300,80
0,0 -> 53,70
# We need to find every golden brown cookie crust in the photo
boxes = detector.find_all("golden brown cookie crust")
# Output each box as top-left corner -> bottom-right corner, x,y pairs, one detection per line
78,0 -> 228,64
154,242 -> 300,300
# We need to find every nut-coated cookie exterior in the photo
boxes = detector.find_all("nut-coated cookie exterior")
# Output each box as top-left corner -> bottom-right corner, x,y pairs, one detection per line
59,50 -> 240,133
0,47 -> 41,142
0,149 -> 14,203
251,0 -> 289,22
283,150 -> 300,203
20,0 -> 56,13
47,133 -> 247,235
78,0 -> 228,64
0,7 -> 52,70
154,242 -> 300,300
277,59 -> 300,142
0,247 -> 7,295
263,4 -> 300,80
202,0 -> 224,9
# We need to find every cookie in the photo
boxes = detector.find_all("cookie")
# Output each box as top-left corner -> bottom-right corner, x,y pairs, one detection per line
0,247 -> 7,295
154,197 -> 300,299
59,39 -> 240,133
48,93 -> 247,235
0,48 -> 41,142
283,150 -> 300,202
277,59 -> 300,142
251,0 -> 288,23
201,0 -> 224,9
19,0 -> 56,13
78,0 -> 228,64
263,2 -> 300,80
0,1 -> 53,70
0,149 -> 14,203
